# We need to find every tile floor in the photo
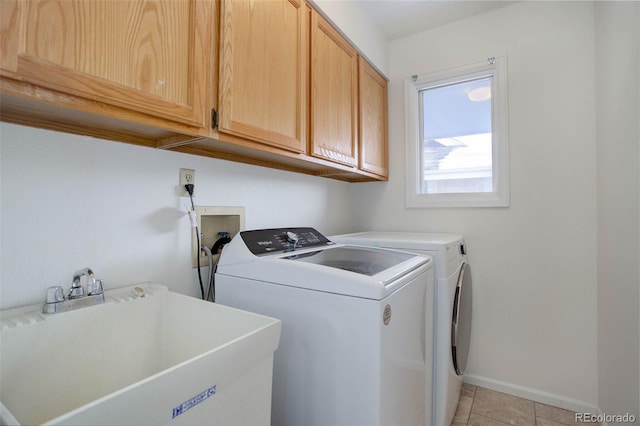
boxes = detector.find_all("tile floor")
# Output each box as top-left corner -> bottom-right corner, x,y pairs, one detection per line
452,384 -> 583,426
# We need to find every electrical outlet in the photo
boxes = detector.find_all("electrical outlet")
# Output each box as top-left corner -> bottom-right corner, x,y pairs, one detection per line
179,168 -> 195,195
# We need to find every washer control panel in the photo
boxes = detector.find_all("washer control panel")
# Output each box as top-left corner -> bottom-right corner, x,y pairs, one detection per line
240,227 -> 334,256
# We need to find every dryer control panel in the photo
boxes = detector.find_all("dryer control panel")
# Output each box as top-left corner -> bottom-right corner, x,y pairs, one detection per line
240,227 -> 334,256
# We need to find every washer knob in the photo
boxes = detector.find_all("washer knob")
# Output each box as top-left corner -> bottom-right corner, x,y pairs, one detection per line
286,232 -> 299,244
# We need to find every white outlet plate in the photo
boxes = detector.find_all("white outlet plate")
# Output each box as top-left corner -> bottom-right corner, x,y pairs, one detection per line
179,168 -> 195,195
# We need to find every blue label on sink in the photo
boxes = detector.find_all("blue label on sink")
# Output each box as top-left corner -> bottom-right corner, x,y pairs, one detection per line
172,385 -> 217,419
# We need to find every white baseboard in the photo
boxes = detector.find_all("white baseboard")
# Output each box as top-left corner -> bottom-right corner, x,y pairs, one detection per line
463,374 -> 600,416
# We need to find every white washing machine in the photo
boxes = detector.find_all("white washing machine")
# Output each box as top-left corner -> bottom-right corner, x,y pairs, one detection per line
216,228 -> 435,426
330,232 -> 472,426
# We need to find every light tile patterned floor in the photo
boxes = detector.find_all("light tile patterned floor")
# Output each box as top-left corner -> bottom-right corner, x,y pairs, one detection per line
452,384 -> 583,426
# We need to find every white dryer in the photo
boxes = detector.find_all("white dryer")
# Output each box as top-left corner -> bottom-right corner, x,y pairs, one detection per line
330,232 -> 472,426
216,228 -> 435,426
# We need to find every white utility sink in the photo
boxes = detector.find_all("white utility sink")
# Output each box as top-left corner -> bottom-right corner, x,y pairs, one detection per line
0,283 -> 281,425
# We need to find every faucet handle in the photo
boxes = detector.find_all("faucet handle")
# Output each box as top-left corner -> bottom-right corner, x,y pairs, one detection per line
87,279 -> 104,296
45,286 -> 65,304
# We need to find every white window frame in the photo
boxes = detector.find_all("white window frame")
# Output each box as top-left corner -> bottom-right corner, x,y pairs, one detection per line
405,57 -> 509,208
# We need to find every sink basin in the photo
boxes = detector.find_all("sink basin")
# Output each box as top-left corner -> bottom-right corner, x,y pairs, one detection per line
0,283 -> 281,425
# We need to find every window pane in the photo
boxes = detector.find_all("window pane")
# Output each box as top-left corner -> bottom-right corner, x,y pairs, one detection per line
420,77 -> 493,194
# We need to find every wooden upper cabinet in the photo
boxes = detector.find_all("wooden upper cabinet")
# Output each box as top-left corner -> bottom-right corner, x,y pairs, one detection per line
0,0 -> 212,129
310,9 -> 358,168
218,0 -> 308,153
0,0 -> 388,182
358,57 -> 388,178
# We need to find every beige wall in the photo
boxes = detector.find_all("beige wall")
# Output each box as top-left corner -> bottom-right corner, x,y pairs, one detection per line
0,124 -> 353,309
595,1 -> 640,423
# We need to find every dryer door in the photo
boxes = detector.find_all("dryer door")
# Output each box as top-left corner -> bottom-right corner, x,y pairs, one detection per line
451,262 -> 472,375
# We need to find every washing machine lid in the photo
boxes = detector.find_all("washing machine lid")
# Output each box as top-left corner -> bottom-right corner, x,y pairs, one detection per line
282,246 -> 416,276
217,228 -> 432,300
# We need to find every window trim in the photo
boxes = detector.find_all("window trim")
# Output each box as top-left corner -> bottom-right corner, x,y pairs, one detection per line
405,57 -> 509,208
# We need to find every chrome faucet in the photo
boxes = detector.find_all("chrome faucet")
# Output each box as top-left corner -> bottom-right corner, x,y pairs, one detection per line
43,267 -> 105,314
70,267 -> 97,298
69,268 -> 88,299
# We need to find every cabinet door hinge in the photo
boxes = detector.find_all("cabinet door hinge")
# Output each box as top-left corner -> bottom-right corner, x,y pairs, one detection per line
211,108 -> 218,129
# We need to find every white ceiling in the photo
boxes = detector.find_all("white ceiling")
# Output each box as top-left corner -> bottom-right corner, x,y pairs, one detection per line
359,0 -> 516,40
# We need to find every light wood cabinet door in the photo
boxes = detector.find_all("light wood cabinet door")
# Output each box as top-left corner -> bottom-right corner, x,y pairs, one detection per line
0,0 -> 212,129
310,9 -> 358,167
218,0 -> 308,153
358,57 -> 388,177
